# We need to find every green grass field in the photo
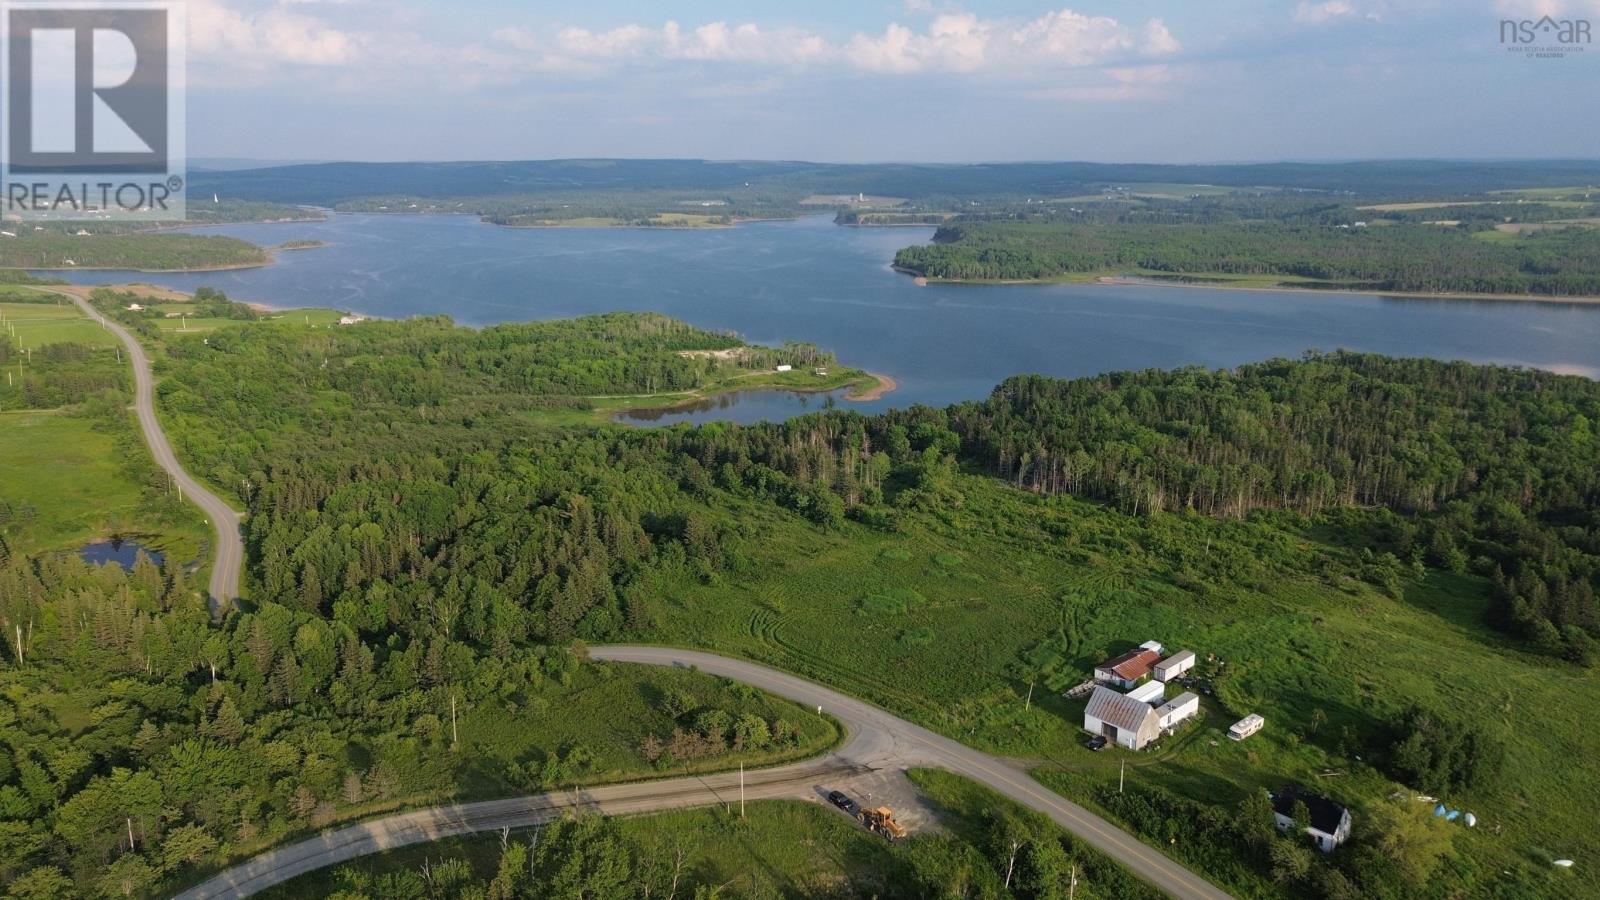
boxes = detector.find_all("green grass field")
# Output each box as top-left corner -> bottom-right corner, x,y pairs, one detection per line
0,409 -> 204,557
148,306 -> 348,334
0,300 -> 121,349
449,659 -> 840,800
627,475 -> 1599,895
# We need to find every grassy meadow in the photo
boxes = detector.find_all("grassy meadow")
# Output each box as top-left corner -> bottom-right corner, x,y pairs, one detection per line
0,298 -> 121,349
0,292 -> 208,558
448,659 -> 840,800
630,473 -> 1596,896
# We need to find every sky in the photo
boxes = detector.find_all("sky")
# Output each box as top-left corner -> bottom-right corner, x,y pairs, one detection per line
184,0 -> 1600,163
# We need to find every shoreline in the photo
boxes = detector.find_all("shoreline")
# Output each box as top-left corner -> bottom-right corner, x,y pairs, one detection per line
25,257 -> 273,274
605,370 -> 900,424
845,372 -> 897,402
900,268 -> 1600,306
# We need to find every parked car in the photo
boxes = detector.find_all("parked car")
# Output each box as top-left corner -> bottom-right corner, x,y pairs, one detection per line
827,790 -> 859,815
1086,735 -> 1109,752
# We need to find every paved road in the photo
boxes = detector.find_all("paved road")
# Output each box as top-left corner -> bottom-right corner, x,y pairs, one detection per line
53,290 -> 243,613
179,646 -> 1230,899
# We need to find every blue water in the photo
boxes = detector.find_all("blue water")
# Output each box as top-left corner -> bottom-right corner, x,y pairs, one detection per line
80,538 -> 162,571
50,214 -> 1600,417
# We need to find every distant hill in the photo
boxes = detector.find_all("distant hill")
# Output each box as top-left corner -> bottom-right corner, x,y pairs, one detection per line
188,158 -> 1600,206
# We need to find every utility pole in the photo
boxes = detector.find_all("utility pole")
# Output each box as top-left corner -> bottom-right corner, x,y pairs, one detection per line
739,763 -> 745,818
127,817 -> 136,851
1025,679 -> 1035,711
1119,759 -> 1126,794
450,693 -> 459,749
1069,865 -> 1078,900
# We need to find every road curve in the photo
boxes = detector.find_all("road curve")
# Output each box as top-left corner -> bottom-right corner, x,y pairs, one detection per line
593,647 -> 1231,900
53,290 -> 243,612
178,647 -> 1230,900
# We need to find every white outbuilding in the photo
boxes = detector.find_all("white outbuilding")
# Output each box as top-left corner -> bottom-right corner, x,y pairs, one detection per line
1154,650 -> 1196,682
1156,692 -> 1200,730
1126,681 -> 1166,704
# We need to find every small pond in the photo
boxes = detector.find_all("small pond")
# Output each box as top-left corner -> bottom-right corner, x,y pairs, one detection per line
80,537 -> 163,571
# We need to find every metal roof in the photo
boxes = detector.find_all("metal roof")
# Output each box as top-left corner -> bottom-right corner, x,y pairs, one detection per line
1085,686 -> 1159,732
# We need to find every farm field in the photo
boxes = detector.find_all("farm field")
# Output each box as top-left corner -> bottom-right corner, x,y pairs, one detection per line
637,475 -> 1597,896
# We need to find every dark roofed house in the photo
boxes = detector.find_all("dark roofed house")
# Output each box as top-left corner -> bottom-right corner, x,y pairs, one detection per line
1093,648 -> 1160,688
1082,686 -> 1161,750
1271,785 -> 1352,852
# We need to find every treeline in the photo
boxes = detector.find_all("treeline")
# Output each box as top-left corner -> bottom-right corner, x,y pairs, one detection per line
939,355 -> 1600,660
893,220 -> 1600,295
0,234 -> 268,271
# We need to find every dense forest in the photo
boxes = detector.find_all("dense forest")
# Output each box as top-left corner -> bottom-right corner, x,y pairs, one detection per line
893,220 -> 1600,295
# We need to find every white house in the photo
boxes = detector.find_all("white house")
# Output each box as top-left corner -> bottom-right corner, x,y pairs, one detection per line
1083,686 -> 1161,750
1156,692 -> 1200,730
1229,714 -> 1265,741
126,304 -> 144,312
775,364 -> 793,372
338,315 -> 367,326
1271,786 -> 1352,852
1093,648 -> 1160,689
1154,650 -> 1196,682
1125,681 -> 1165,704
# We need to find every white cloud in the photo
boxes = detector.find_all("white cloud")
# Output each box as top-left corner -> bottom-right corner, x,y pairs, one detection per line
1294,1 -> 1358,25
497,8 -> 1178,76
661,21 -> 831,65
848,13 -> 994,72
190,0 -> 360,67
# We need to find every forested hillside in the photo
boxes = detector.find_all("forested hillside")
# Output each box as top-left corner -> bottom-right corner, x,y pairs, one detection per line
893,220 -> 1600,295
